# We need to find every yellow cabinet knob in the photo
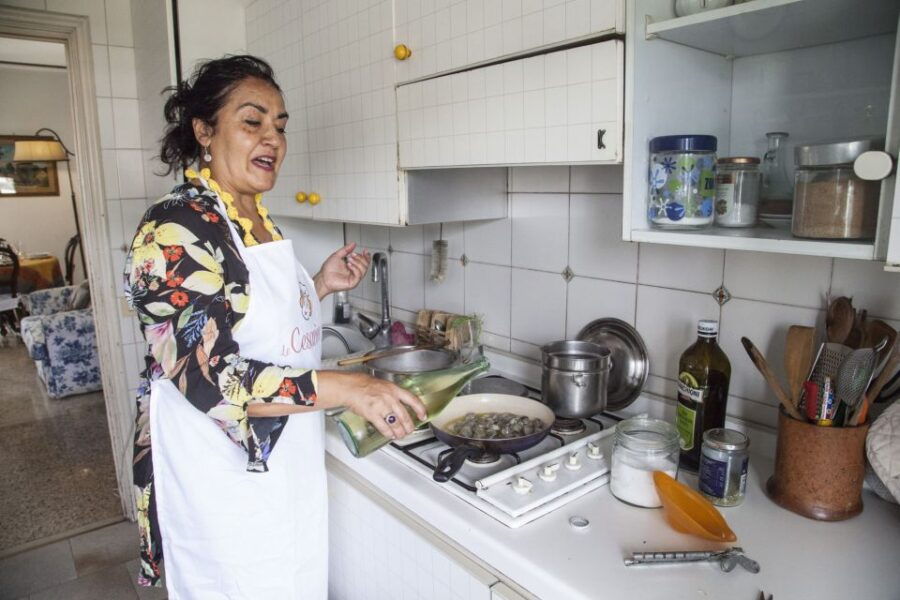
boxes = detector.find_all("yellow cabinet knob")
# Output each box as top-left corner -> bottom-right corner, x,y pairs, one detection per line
308,192 -> 321,206
394,44 -> 412,61
295,192 -> 307,203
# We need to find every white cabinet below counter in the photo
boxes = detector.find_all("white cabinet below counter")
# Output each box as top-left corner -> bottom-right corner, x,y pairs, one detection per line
398,40 -> 624,168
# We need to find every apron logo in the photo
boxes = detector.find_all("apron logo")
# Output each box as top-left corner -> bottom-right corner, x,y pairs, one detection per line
282,326 -> 321,357
298,281 -> 313,320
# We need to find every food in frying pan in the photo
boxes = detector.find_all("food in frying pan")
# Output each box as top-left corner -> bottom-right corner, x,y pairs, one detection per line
445,412 -> 546,440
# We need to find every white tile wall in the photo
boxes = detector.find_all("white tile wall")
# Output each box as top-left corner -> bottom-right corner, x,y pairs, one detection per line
357,164 -> 900,430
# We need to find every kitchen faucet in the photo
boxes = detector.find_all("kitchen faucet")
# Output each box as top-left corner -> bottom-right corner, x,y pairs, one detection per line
357,251 -> 391,346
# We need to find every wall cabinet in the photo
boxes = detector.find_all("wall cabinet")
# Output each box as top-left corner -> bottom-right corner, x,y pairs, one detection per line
398,40 -> 624,168
623,0 -> 900,265
393,0 -> 625,84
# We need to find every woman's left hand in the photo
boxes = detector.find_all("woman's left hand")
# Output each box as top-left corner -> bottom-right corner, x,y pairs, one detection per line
314,242 -> 371,299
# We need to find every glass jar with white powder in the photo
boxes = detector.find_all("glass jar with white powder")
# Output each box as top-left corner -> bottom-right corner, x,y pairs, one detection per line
609,417 -> 680,508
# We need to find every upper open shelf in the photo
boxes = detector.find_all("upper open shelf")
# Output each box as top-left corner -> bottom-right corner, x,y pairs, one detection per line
645,0 -> 899,58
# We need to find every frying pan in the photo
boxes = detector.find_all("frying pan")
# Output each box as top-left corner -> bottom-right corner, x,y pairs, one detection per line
430,393 -> 555,482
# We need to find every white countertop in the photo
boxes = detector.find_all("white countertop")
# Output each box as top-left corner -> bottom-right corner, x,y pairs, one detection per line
325,422 -> 900,600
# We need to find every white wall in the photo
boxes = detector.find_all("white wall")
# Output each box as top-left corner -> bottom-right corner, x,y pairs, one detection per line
177,0 -> 247,76
0,64 -> 81,282
347,165 -> 900,431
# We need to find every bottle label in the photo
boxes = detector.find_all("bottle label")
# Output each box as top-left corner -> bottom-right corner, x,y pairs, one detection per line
677,379 -> 705,404
715,182 -> 734,216
676,401 -> 697,451
698,454 -> 728,498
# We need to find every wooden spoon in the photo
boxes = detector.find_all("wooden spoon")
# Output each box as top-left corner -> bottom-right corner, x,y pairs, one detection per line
784,326 -> 815,411
844,309 -> 867,350
741,337 -> 804,420
336,345 -> 424,367
825,296 -> 855,345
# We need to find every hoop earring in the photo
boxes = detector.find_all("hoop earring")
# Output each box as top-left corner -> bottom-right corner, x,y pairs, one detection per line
203,146 -> 212,162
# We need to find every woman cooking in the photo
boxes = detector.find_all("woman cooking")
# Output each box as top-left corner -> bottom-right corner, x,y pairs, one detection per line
124,55 -> 426,598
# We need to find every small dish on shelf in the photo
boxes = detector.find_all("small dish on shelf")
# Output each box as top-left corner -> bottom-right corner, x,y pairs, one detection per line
758,214 -> 792,230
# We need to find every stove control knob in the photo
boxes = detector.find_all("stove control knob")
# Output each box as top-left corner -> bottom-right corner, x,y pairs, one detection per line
539,463 -> 560,482
587,442 -> 603,460
513,476 -> 533,495
565,452 -> 582,470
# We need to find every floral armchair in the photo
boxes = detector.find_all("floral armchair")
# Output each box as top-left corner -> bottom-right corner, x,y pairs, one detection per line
20,286 -> 102,398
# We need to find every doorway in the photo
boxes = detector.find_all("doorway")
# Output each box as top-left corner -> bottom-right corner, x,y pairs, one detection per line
0,7 -> 136,556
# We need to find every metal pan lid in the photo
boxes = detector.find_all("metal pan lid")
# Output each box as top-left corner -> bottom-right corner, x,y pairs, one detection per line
540,340 -> 610,372
576,318 -> 649,411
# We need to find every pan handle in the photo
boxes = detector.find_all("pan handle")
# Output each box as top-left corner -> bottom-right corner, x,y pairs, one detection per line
433,445 -> 483,482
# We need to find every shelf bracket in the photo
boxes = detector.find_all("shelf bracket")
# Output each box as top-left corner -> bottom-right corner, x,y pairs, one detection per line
644,14 -> 658,40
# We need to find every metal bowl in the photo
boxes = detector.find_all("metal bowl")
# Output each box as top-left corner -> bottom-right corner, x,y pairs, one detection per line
367,346 -> 457,382
576,318 -> 649,411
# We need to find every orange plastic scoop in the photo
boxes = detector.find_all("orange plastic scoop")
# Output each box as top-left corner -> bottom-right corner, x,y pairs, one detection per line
653,471 -> 737,542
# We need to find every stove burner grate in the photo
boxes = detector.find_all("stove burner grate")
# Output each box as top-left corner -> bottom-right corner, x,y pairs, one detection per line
551,417 -> 587,435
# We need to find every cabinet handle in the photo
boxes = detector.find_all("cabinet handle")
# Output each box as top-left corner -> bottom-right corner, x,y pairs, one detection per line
308,192 -> 321,206
597,129 -> 606,150
394,44 -> 412,61
295,192 -> 307,203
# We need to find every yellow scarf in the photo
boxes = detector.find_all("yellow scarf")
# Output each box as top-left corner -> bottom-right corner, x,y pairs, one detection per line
185,167 -> 282,247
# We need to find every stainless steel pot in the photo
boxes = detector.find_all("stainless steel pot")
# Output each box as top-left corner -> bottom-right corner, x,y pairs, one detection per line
540,340 -> 611,419
367,346 -> 457,382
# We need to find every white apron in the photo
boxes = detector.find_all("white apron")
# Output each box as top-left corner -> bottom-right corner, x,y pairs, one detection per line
150,200 -> 327,600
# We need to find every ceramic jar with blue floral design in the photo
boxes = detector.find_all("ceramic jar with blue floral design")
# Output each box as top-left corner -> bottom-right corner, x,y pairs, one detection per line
648,135 -> 718,229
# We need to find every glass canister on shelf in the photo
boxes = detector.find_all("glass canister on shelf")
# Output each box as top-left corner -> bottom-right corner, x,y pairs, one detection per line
609,416 -> 680,508
792,138 -> 882,240
715,157 -> 760,227
759,131 -> 793,217
648,135 -> 717,230
698,428 -> 749,507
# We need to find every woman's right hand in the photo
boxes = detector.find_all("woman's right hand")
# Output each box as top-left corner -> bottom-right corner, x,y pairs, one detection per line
317,372 -> 427,440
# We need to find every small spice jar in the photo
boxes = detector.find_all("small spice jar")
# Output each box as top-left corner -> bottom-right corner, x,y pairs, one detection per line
609,417 -> 680,508
715,157 -> 760,228
698,428 -> 749,507
648,135 -> 718,230
792,138 -> 882,239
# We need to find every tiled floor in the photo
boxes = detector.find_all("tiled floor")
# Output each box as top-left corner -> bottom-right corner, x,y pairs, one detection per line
0,520 -> 166,600
0,341 -> 122,554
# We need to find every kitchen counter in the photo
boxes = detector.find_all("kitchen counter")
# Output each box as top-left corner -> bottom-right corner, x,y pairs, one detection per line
325,421 -> 900,600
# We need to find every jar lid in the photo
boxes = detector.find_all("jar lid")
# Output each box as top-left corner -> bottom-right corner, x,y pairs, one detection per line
649,135 -> 717,153
718,156 -> 760,164
703,428 -> 749,452
698,319 -> 719,337
795,137 -> 884,167
540,340 -> 610,372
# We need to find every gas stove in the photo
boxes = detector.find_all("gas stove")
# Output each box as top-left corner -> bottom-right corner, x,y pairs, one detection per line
382,378 -> 621,528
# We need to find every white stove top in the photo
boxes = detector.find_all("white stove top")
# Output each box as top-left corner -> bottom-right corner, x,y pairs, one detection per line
382,384 -> 621,528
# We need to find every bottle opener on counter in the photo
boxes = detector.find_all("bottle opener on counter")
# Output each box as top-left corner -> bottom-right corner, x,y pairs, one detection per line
624,547 -> 760,574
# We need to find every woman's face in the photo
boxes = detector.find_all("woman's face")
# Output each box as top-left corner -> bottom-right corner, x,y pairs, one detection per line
193,77 -> 288,197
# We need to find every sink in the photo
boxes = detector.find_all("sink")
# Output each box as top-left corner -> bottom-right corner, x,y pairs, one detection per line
322,324 -> 375,361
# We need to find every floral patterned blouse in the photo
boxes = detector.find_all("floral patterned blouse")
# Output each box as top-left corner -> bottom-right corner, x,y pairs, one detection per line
125,179 -> 318,587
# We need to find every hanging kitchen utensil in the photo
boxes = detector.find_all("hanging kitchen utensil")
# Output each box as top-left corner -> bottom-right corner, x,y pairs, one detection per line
864,319 -> 897,369
740,337 -> 804,420
576,318 -> 649,411
785,325 -> 815,411
809,342 -> 852,396
429,224 -> 447,282
826,296 -> 855,345
834,344 -> 881,425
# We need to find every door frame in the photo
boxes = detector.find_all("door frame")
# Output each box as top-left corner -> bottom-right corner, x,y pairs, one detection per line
0,7 -> 136,519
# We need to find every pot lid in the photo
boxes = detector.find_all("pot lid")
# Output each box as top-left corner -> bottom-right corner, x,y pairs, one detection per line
795,137 -> 884,167
576,318 -> 649,411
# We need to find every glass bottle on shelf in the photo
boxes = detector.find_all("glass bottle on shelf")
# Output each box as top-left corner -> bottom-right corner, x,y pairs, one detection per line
334,355 -> 490,458
760,132 -> 793,215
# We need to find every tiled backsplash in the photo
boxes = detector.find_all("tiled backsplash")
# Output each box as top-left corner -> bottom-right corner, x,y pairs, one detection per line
346,165 -> 900,429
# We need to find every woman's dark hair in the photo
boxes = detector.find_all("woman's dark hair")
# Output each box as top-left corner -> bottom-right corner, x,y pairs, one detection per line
159,55 -> 282,175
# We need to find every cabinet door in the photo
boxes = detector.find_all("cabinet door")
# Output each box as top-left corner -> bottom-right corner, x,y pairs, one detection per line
882,14 -> 900,269
327,464 -> 497,599
394,0 -> 625,84
398,40 -> 623,167
300,0 -> 402,224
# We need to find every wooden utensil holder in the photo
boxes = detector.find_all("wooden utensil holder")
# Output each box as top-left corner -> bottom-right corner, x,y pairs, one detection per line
767,409 -> 869,521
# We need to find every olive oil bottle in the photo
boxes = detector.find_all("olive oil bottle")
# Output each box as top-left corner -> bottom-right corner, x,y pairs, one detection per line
675,320 -> 731,470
